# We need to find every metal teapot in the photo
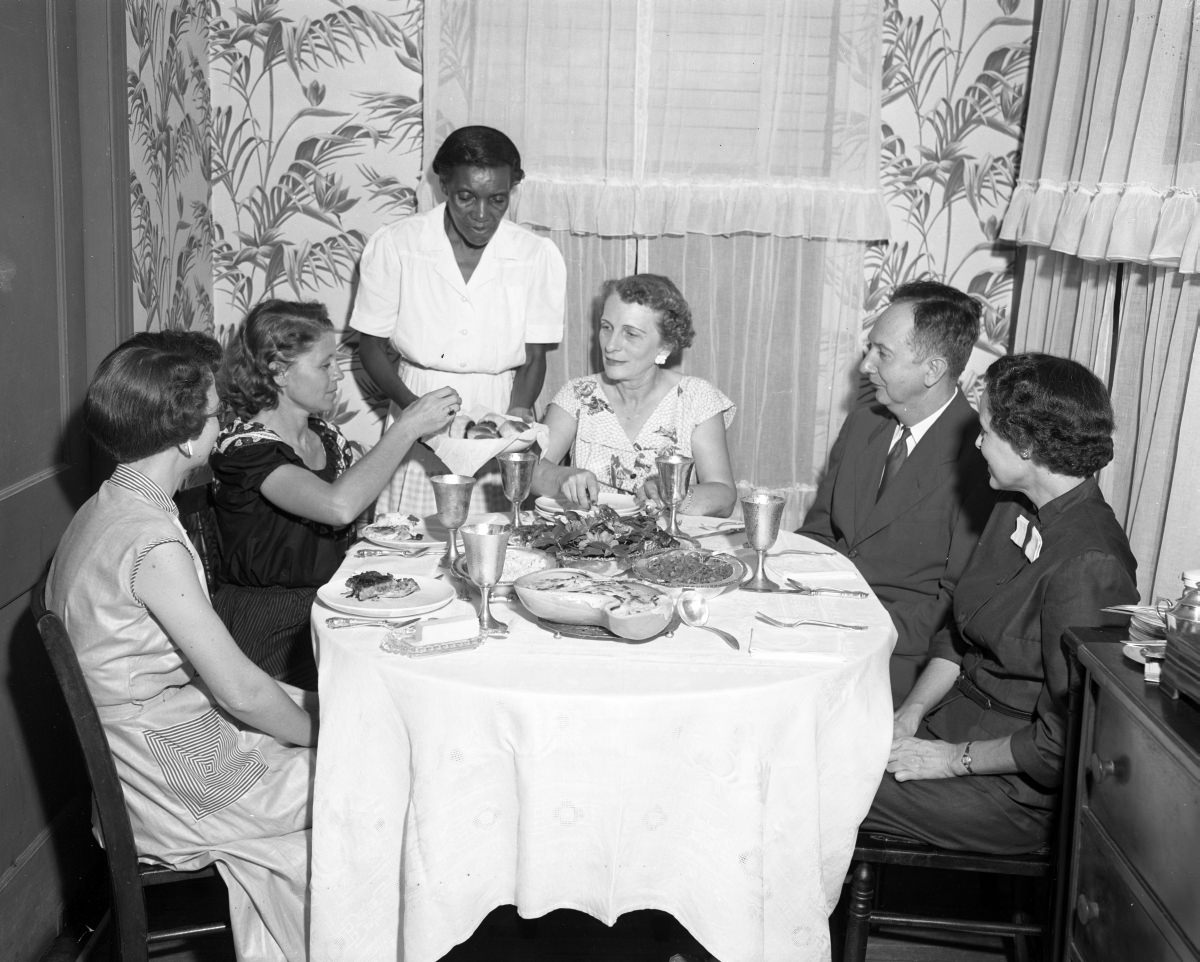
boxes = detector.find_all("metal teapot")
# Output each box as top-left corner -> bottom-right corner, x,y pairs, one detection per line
1164,570 -> 1200,649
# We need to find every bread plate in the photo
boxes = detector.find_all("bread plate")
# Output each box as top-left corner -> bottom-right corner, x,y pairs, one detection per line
534,493 -> 640,518
316,573 -> 455,618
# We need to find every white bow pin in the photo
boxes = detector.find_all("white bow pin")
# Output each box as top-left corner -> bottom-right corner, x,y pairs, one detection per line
1010,514 -> 1042,563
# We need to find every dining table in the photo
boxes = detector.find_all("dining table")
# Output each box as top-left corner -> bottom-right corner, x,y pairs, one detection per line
308,515 -> 897,962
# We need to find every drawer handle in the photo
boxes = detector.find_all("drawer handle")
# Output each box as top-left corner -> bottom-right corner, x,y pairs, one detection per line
1075,894 -> 1100,925
1087,752 -> 1116,783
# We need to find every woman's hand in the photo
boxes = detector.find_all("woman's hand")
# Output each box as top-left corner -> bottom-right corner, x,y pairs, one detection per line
559,469 -> 600,510
638,478 -> 664,514
396,386 -> 461,438
886,736 -> 958,782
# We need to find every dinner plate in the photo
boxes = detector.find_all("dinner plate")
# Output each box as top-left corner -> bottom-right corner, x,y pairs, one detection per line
1122,641 -> 1167,665
535,493 -> 640,518
316,574 -> 455,618
361,515 -> 448,549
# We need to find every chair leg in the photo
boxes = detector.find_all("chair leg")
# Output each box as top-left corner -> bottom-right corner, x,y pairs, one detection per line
842,860 -> 875,962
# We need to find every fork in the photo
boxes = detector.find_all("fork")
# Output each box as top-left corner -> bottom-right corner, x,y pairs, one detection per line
771,548 -> 836,557
785,579 -> 868,598
354,546 -> 432,558
755,612 -> 866,631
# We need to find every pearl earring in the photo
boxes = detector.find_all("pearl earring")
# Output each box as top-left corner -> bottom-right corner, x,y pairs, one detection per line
655,353 -> 669,366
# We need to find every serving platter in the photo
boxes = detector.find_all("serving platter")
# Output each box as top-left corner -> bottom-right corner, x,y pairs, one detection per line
316,574 -> 455,618
536,615 -> 678,644
627,548 -> 746,599
535,493 -> 640,518
513,567 -> 675,640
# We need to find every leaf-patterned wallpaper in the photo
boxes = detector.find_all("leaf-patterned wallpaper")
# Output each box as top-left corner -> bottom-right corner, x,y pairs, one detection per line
127,0 -> 1034,444
870,0 -> 1033,401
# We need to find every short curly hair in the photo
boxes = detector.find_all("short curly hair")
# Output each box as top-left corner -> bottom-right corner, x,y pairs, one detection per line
984,352 -> 1115,478
432,126 -> 525,186
890,280 -> 981,379
219,300 -> 334,418
605,274 -> 695,359
84,330 -> 222,463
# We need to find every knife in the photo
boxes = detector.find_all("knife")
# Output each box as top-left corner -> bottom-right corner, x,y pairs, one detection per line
695,526 -> 746,539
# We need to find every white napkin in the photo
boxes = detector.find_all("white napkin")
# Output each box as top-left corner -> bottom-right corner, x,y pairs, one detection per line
748,622 -> 854,661
426,404 -> 549,477
765,551 -> 860,582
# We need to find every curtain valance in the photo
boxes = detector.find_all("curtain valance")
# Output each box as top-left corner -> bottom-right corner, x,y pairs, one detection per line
1000,0 -> 1200,273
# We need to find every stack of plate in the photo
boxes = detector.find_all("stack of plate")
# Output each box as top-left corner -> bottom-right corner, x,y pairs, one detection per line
1129,606 -> 1166,642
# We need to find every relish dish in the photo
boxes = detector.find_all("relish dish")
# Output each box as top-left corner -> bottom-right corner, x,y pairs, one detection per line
513,568 -> 675,640
627,548 -> 746,599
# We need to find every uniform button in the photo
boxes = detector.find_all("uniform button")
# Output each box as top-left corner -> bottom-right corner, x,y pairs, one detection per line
848,549 -> 859,559
459,329 -> 468,335
459,362 -> 467,369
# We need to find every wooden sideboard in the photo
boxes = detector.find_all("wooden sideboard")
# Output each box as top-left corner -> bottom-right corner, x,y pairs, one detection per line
1064,638 -> 1200,961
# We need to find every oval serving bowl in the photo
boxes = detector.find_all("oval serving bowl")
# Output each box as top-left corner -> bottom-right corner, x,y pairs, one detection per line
627,548 -> 746,600
452,546 -> 557,598
513,567 -> 674,640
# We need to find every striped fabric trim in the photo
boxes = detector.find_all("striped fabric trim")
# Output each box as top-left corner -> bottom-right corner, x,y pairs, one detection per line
143,709 -> 268,820
130,538 -> 192,608
110,465 -> 179,515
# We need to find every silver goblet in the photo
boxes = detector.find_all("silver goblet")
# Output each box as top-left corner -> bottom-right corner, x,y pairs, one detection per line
656,454 -> 694,542
497,451 -> 538,531
740,492 -> 785,592
430,474 -> 476,569
460,521 -> 512,636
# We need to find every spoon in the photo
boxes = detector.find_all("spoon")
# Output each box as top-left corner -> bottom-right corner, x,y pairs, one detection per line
677,590 -> 739,651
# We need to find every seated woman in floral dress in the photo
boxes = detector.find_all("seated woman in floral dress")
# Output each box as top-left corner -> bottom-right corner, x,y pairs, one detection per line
47,330 -> 317,960
532,274 -> 737,517
211,299 -> 458,688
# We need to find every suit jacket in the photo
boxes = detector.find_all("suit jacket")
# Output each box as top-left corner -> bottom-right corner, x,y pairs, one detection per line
799,392 -> 995,695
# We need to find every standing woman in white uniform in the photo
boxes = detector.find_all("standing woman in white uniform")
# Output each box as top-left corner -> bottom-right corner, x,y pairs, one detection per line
351,125 -> 566,518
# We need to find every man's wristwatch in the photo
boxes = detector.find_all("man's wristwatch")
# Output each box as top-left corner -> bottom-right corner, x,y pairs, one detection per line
960,741 -> 975,775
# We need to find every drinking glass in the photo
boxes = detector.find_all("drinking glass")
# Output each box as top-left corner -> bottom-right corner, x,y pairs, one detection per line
740,492 -> 785,592
656,454 -> 694,542
497,451 -> 538,530
430,474 -> 476,569
460,521 -> 512,636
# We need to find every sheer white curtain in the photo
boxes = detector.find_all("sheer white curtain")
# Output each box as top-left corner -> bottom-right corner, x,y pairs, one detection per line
423,0 -> 887,524
1002,0 -> 1200,602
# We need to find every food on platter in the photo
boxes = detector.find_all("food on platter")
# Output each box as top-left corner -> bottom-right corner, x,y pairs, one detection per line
344,571 -> 420,602
451,547 -> 557,597
448,412 -> 533,441
632,549 -> 739,586
515,505 -> 677,567
513,567 -> 675,640
363,512 -> 424,541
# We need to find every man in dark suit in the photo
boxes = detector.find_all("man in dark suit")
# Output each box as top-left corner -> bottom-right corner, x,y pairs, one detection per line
798,281 -> 995,702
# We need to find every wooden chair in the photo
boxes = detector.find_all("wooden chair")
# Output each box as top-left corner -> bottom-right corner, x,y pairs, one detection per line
174,481 -> 221,593
32,576 -> 232,962
840,634 -> 1098,962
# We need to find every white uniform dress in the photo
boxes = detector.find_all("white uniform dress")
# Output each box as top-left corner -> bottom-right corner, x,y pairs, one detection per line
47,467 -> 314,962
350,203 -> 566,518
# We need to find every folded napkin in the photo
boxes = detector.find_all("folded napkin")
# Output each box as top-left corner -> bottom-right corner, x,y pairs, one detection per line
426,405 -> 550,477
765,551 -> 860,582
748,621 -> 854,661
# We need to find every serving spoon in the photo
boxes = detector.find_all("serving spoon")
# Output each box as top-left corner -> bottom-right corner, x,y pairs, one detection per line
677,591 -> 739,651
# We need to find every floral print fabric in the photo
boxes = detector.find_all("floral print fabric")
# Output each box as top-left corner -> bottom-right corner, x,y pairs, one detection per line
549,374 -> 735,494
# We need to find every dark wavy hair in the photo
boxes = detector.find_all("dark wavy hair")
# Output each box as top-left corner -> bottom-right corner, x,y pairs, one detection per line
890,280 -> 981,379
984,352 -> 1115,477
219,300 -> 333,418
432,125 -> 525,186
84,330 -> 222,463
605,274 -> 695,358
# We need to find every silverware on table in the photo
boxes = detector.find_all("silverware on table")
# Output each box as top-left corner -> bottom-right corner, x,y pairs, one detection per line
325,616 -> 422,630
695,525 -> 746,540
354,547 -> 432,558
771,548 -> 836,557
677,591 -> 740,651
755,612 -> 866,631
785,579 -> 868,598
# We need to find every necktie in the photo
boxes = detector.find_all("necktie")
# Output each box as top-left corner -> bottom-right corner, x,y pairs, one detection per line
877,426 -> 912,501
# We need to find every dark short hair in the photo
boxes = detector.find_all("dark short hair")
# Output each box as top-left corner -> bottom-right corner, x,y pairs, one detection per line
890,280 -> 981,379
432,126 -> 525,186
605,274 -> 695,357
220,299 -> 333,418
984,352 -> 1115,477
84,330 -> 222,463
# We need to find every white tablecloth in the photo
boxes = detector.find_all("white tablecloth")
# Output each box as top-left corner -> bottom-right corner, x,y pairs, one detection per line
309,520 -> 896,962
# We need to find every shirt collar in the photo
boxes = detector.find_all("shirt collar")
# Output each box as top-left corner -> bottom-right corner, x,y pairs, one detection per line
894,389 -> 958,449
109,465 -> 179,516
419,202 -> 519,259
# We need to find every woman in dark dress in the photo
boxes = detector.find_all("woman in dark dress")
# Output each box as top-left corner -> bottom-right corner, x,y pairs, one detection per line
211,299 -> 459,687
860,353 -> 1138,854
